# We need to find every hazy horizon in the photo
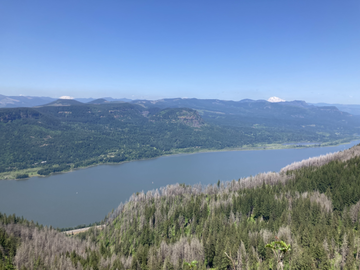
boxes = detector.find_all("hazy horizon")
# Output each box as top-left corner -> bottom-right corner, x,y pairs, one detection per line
2,94 -> 360,105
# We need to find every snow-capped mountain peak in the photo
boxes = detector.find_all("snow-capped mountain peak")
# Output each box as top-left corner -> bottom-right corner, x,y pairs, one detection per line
268,96 -> 285,103
59,96 -> 74,100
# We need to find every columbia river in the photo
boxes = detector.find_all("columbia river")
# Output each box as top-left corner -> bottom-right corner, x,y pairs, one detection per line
0,141 -> 359,228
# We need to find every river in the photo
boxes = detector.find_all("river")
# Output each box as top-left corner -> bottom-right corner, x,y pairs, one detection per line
0,141 -> 359,228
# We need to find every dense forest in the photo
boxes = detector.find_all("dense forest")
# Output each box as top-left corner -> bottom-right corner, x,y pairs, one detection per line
2,145 -> 360,269
0,99 -> 359,179
0,102 -> 245,177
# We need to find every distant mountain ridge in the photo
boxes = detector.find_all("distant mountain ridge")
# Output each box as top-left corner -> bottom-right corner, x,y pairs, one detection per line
1,93 -> 360,115
87,98 -> 110,104
0,97 -> 359,179
311,102 -> 360,116
0,95 -> 132,108
0,95 -> 56,108
131,98 -> 350,126
2,95 -> 360,135
43,99 -> 84,107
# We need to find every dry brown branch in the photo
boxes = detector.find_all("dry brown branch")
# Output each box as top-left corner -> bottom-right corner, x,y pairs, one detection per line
224,251 -> 236,270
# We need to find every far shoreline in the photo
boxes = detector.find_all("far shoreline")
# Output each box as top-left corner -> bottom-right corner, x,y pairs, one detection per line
1,137 -> 359,181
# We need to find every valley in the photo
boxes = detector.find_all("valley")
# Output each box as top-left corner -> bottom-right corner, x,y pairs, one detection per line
1,142 -> 360,269
1,1 -> 359,268
0,141 -> 358,229
1,98 -> 359,180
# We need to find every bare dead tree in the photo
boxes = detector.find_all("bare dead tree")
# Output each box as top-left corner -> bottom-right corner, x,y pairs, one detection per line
224,251 -> 237,270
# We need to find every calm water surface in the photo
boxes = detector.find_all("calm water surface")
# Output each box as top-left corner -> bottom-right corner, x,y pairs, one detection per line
0,141 -> 359,228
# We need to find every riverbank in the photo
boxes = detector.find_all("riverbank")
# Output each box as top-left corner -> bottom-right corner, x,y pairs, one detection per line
2,140 -> 360,228
1,137 -> 358,181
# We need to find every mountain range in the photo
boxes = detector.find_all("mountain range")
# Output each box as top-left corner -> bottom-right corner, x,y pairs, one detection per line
2,94 -> 360,116
0,94 -> 131,108
0,96 -> 359,179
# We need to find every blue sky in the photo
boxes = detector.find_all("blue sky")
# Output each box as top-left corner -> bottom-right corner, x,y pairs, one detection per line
0,0 -> 359,103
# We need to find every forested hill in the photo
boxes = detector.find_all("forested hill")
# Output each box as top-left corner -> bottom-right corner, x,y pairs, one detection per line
0,98 -> 359,179
0,101 -> 225,178
2,145 -> 360,269
133,98 -> 360,132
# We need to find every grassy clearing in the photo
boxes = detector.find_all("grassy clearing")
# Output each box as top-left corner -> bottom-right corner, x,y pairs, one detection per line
0,167 -> 42,180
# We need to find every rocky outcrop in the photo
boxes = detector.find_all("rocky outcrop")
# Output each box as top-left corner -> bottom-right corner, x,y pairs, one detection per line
150,108 -> 205,127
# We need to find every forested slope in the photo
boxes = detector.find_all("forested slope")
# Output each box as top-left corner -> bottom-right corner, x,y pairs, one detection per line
0,102 -> 252,178
2,145 -> 360,269
1,99 -> 352,179
133,98 -> 360,133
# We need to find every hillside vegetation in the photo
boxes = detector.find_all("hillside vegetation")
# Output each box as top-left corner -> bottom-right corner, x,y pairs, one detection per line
0,102 -> 245,178
133,98 -> 360,133
2,145 -> 360,269
1,99 -> 359,179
